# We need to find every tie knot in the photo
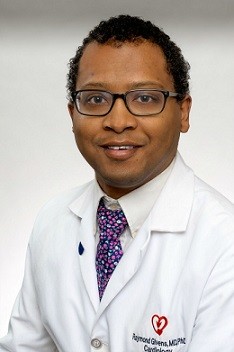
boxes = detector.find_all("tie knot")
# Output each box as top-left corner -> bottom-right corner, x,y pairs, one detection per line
97,198 -> 128,238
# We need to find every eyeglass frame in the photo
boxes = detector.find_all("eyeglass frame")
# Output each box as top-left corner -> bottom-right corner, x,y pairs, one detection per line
71,88 -> 182,117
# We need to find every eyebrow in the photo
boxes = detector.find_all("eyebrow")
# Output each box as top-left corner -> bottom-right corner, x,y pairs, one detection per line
129,81 -> 166,89
78,82 -> 110,90
78,80 -> 166,91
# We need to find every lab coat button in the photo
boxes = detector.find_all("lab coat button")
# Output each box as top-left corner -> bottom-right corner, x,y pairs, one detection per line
91,338 -> 102,349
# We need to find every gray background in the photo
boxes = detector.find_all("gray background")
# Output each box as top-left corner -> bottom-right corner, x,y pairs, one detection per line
1,0 -> 234,335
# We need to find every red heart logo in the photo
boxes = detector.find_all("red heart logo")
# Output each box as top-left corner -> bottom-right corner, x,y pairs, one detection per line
151,315 -> 168,336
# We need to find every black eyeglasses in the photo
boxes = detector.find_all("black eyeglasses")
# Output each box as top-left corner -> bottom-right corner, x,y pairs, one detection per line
71,89 -> 181,117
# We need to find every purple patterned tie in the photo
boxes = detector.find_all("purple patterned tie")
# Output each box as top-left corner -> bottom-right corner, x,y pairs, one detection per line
96,198 -> 128,300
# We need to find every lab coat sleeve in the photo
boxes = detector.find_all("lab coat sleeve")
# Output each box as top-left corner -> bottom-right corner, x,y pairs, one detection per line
188,239 -> 234,352
0,245 -> 57,352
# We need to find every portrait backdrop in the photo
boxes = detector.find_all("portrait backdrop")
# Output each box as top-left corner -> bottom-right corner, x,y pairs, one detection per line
0,0 -> 234,336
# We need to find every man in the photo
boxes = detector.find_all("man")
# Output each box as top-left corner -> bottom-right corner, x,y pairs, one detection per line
0,14 -> 234,352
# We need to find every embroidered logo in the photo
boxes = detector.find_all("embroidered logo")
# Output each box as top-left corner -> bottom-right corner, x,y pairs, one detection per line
151,314 -> 168,336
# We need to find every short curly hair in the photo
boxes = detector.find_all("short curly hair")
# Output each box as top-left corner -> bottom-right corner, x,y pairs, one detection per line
67,15 -> 190,102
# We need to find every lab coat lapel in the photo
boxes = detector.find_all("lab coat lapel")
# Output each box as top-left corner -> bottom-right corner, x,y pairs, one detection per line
69,182 -> 100,312
95,216 -> 151,320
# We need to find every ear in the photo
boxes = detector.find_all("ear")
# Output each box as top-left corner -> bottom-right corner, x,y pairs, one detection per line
67,102 -> 75,121
179,94 -> 192,133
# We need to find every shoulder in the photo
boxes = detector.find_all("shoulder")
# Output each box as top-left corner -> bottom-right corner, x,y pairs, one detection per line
194,176 -> 234,216
175,153 -> 234,218
31,180 -> 95,234
173,154 -> 234,238
40,181 -> 93,211
191,176 -> 234,245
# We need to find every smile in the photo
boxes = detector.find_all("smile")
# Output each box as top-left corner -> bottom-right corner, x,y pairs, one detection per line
100,143 -> 141,161
106,146 -> 135,150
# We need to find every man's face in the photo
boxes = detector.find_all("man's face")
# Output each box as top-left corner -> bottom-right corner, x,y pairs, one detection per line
68,41 -> 191,198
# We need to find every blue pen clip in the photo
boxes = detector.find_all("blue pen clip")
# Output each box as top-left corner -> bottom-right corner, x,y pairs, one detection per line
78,242 -> 85,255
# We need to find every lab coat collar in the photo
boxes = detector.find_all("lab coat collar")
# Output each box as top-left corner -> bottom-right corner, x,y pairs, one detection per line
69,181 -> 98,220
149,153 -> 194,233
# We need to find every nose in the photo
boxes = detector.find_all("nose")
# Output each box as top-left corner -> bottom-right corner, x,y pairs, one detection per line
102,97 -> 138,133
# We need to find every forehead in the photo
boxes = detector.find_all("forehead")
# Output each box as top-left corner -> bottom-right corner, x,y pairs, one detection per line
76,41 -> 174,91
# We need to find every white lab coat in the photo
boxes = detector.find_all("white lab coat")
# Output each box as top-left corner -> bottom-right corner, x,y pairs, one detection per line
1,154 -> 234,352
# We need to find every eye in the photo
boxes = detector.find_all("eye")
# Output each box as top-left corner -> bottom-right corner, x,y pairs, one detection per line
131,91 -> 163,105
137,94 -> 154,103
78,91 -> 111,106
88,95 -> 107,105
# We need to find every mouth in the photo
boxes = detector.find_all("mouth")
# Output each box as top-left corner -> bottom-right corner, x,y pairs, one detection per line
105,145 -> 136,150
100,142 -> 142,160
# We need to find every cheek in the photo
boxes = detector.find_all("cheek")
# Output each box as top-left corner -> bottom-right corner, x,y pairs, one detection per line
148,118 -> 177,140
73,121 -> 99,159
73,120 -> 90,141
73,124 -> 87,153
